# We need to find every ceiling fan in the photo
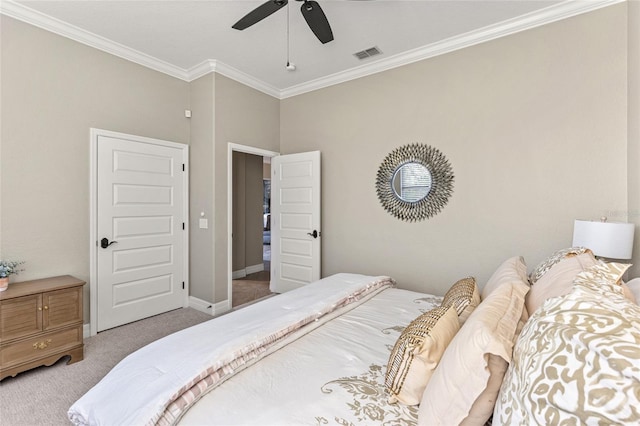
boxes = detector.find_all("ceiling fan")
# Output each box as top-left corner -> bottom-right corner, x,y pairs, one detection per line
232,0 -> 334,44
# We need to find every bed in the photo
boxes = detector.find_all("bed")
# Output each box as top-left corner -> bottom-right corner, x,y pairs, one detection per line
68,250 -> 640,426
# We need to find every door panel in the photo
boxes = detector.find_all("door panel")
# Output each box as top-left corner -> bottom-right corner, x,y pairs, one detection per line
96,134 -> 185,332
271,151 -> 321,293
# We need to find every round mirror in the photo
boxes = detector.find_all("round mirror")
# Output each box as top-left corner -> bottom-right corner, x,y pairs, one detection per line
391,162 -> 432,202
376,143 -> 454,222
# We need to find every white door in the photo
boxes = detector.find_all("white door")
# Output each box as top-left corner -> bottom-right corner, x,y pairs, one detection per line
95,131 -> 187,332
270,151 -> 321,293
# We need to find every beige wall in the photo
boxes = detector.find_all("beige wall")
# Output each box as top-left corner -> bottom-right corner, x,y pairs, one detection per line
0,16 -> 190,323
188,73 -> 216,302
0,17 -> 281,314
213,74 -> 279,302
281,5 -> 629,295
232,152 -> 264,272
628,0 -> 640,278
1,3 -> 635,316
263,161 -> 271,180
245,153 -> 265,267
232,152 -> 247,271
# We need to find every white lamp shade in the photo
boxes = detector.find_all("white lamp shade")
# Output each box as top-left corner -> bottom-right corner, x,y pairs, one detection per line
572,220 -> 635,259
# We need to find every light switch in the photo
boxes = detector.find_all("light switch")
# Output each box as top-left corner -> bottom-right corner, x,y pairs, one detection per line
199,218 -> 208,229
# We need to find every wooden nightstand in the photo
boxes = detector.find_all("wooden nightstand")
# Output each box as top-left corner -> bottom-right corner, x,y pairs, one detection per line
0,275 -> 85,380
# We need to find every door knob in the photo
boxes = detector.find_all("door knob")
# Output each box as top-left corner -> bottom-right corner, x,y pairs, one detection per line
307,230 -> 319,239
100,238 -> 118,249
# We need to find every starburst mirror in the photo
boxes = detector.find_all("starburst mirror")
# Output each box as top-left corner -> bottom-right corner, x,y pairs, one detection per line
376,143 -> 454,222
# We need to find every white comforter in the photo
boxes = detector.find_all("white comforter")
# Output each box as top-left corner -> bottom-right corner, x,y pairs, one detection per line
68,274 -> 395,426
179,286 -> 442,425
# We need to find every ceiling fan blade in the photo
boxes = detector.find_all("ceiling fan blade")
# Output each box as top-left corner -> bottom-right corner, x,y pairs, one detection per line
300,0 -> 334,44
232,0 -> 288,31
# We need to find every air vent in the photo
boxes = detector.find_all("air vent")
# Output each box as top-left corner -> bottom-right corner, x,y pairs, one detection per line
354,46 -> 382,60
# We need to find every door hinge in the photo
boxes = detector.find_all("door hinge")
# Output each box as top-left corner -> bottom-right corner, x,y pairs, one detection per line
182,281 -> 185,290
182,164 -> 185,172
182,222 -> 185,230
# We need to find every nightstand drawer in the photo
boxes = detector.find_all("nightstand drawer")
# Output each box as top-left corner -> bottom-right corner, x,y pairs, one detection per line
0,325 -> 82,368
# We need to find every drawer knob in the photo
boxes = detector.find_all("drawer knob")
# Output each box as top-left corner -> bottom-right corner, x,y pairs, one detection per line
43,306 -> 49,310
33,339 -> 52,350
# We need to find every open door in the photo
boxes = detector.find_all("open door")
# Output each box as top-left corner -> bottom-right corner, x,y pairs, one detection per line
270,151 -> 321,293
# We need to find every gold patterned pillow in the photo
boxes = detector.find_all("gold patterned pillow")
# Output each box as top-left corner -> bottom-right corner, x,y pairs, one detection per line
528,247 -> 593,284
494,262 -> 640,425
525,252 -> 597,315
385,305 -> 459,406
441,277 -> 480,325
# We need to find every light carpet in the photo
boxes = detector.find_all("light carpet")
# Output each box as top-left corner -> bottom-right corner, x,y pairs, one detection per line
232,270 -> 273,308
0,308 -> 212,426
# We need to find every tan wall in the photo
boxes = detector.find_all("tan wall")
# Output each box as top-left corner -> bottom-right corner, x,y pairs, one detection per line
263,161 -> 271,180
2,3 -> 634,313
188,74 -> 216,302
245,153 -> 265,268
214,74 -> 279,302
0,16 -> 190,323
628,0 -> 640,278
232,152 -> 247,271
280,5 -> 629,295
232,152 -> 264,272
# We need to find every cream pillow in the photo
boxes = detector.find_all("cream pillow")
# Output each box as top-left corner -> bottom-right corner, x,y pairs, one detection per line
440,277 -> 480,325
460,354 -> 508,426
385,305 -> 459,406
625,277 -> 640,304
418,268 -> 529,425
525,252 -> 597,315
480,256 -> 528,300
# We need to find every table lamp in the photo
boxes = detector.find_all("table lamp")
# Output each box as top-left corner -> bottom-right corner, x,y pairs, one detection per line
572,217 -> 635,260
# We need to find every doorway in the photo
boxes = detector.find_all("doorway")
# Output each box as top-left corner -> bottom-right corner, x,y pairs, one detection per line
227,143 -> 278,309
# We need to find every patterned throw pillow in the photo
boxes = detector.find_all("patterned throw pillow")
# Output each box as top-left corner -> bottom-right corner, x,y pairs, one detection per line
385,305 -> 459,406
441,277 -> 480,325
528,247 -> 592,285
525,252 -> 597,315
494,262 -> 640,425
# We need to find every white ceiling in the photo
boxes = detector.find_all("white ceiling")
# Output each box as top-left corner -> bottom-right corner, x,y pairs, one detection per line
2,0 -> 622,98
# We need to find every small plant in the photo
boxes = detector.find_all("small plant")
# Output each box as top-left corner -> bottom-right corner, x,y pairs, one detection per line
0,260 -> 25,278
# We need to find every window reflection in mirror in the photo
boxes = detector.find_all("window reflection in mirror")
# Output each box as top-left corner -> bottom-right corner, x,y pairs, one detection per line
392,162 -> 432,203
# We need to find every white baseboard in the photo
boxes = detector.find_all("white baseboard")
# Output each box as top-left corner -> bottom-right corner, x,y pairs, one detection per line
212,299 -> 231,316
82,299 -> 233,336
189,296 -> 231,316
189,295 -> 215,315
246,263 -> 264,275
233,263 -> 264,279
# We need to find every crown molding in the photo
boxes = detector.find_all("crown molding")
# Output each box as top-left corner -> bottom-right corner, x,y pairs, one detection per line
1,0 -> 625,100
0,0 -> 190,81
280,0 -> 626,98
186,60 -> 280,98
